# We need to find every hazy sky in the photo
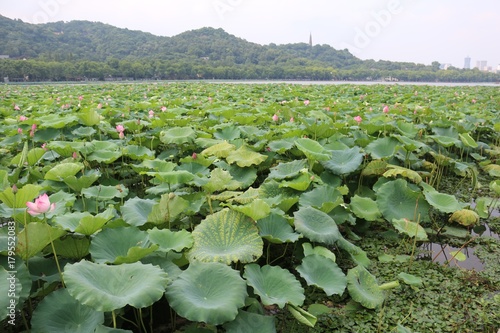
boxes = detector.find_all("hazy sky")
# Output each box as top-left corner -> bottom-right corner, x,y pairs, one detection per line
1,0 -> 499,68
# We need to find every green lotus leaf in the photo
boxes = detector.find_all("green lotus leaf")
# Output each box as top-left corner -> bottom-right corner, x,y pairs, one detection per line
429,135 -> 458,147
201,141 -> 236,158
214,125 -> 241,140
423,189 -> 465,213
397,272 -> 423,287
483,164 -> 500,177
459,132 -> 478,148
365,137 -> 400,159
65,260 -> 169,312
146,170 -> 194,184
136,159 -> 176,173
223,310 -> 276,333
54,212 -> 91,231
90,227 -> 158,264
38,114 -> 79,128
78,108 -> 101,126
75,207 -> 115,235
287,304 -> 317,328
147,228 -> 193,252
299,185 -> 344,213
16,223 -> 67,260
123,145 -> 155,160
226,145 -> 268,167
160,127 -> 196,144
51,236 -> 90,259
45,162 -> 84,181
231,187 -> 260,204
217,161 -> 258,188
269,160 -> 308,180
148,193 -> 189,225
346,265 -> 384,309
31,288 -> 104,333
86,150 -> 122,164
165,262 -> 247,325
349,195 -> 382,221
11,147 -> 46,166
293,206 -> 341,245
490,179 -> 500,196
257,213 -> 300,244
395,120 -> 419,138
268,139 -> 295,153
391,218 -> 428,241
383,165 -> 422,184
63,169 -> 101,193
228,198 -> 271,221
203,168 -> 242,192
82,185 -> 128,200
294,138 -> 331,161
449,250 -> 467,262
376,179 -> 430,222
361,159 -> 388,177
280,173 -> 313,191
322,147 -> 364,175
0,257 -> 31,319
302,243 -> 336,262
188,209 -> 263,264
336,237 -> 371,267
448,209 -> 480,226
121,197 -> 157,227
397,324 -> 414,333
244,264 -> 305,308
297,254 -> 346,296
47,141 -> 95,157
0,184 -> 42,208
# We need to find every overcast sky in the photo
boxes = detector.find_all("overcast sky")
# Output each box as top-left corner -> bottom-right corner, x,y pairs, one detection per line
1,0 -> 499,68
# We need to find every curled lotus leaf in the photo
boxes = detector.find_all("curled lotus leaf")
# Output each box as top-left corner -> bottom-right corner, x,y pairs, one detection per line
448,209 -> 480,227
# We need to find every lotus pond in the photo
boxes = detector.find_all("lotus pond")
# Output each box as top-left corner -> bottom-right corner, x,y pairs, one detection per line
0,82 -> 499,333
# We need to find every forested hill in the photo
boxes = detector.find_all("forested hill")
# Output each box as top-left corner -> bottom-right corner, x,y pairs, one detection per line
0,14 -> 358,67
0,14 -> 498,82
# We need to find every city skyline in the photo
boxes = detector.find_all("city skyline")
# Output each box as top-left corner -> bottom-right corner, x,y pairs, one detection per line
1,0 -> 499,68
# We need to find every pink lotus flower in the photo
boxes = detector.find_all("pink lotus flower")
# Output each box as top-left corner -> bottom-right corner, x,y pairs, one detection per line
116,125 -> 125,133
97,103 -> 103,109
383,105 -> 389,114
290,117 -> 295,122
14,104 -> 20,111
192,152 -> 197,159
72,152 -> 78,159
26,193 -> 55,216
17,128 -> 22,135
118,132 -> 125,139
272,114 -> 279,122
148,110 -> 155,118
41,143 -> 47,151
354,116 -> 362,124
161,106 -> 167,112
304,100 -> 310,106
78,95 -> 84,101
471,99 -> 477,104
19,115 -> 28,121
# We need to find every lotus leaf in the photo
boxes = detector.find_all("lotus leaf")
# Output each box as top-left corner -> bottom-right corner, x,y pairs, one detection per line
64,260 -> 169,312
160,127 -> 196,144
188,209 -> 263,264
244,264 -> 305,308
322,146 -> 364,175
287,304 -> 317,328
165,262 -> 247,325
376,179 -> 430,222
257,213 -> 300,244
346,265 -> 385,309
448,209 -> 480,226
297,254 -> 346,296
391,218 -> 428,241
223,310 -> 276,333
349,195 -> 382,221
293,206 -> 341,244
31,288 -> 104,333
294,138 -> 331,161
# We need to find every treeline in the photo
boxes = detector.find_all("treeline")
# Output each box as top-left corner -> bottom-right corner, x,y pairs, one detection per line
1,59 -> 499,83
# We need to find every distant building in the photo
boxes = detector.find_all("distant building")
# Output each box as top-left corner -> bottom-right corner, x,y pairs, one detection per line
440,63 -> 452,70
464,56 -> 471,69
475,60 -> 487,71
309,33 -> 312,47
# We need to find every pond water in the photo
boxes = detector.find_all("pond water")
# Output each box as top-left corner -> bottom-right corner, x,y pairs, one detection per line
419,210 -> 499,271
